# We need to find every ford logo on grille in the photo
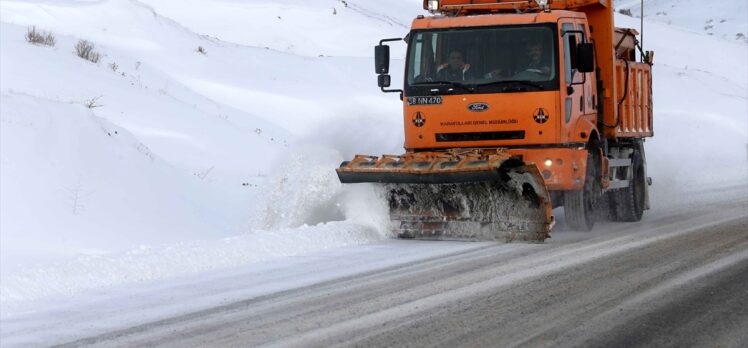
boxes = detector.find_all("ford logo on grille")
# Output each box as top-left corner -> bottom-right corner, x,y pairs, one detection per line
467,102 -> 490,112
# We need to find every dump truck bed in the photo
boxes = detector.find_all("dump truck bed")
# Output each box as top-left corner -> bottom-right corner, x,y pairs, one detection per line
612,59 -> 653,138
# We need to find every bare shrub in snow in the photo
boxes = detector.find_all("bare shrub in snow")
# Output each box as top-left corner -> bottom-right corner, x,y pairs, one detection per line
195,166 -> 215,180
196,46 -> 207,55
108,62 -> 119,72
84,95 -> 104,109
65,176 -> 87,215
25,26 -> 56,47
618,9 -> 632,17
75,40 -> 101,63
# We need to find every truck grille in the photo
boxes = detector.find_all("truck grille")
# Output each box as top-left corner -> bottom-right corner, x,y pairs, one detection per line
435,131 -> 525,142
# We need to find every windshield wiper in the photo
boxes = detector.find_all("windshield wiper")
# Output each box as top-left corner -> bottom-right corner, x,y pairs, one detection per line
411,81 -> 476,93
475,80 -> 545,91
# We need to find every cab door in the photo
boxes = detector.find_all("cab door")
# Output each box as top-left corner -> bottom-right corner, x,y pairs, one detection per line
560,19 -> 594,144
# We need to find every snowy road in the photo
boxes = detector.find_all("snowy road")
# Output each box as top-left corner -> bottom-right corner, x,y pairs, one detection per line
3,184 -> 747,347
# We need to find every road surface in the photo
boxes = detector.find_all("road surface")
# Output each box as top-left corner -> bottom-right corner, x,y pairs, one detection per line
2,184 -> 747,347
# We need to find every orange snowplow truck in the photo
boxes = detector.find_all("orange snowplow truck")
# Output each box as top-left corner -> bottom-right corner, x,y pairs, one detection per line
337,0 -> 654,242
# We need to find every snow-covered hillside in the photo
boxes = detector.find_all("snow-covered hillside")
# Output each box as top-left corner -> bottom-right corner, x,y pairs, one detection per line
138,0 -> 415,58
616,0 -> 748,43
1,0 -> 746,307
0,0 -> 417,303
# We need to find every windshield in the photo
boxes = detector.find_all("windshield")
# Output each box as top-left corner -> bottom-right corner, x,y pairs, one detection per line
405,24 -> 558,94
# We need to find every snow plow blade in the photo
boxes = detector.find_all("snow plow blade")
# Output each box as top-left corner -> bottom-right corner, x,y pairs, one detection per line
336,150 -> 553,242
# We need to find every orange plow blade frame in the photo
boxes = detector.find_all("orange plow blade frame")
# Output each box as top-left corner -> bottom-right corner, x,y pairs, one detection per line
336,149 -> 554,242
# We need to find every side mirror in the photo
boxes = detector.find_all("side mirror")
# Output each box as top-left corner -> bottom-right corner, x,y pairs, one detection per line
375,45 -> 390,74
374,38 -> 404,96
378,74 -> 391,88
576,43 -> 594,73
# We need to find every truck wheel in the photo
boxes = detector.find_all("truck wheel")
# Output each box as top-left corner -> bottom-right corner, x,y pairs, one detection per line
611,148 -> 645,222
564,149 -> 601,231
604,190 -> 619,221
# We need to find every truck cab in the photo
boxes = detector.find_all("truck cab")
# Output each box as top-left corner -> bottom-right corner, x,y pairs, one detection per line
402,11 -> 597,192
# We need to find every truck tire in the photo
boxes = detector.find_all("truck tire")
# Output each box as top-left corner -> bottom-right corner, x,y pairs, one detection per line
610,148 -> 645,222
603,190 -> 619,221
564,149 -> 601,231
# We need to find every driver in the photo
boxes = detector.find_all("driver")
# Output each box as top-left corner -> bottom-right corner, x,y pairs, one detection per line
436,50 -> 475,81
523,42 -> 551,75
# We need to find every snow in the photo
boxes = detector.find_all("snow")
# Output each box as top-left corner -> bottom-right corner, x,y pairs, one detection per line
0,92 -> 225,269
612,14 -> 748,189
0,221 -> 389,304
0,0 -> 746,314
615,0 -> 748,43
0,0 -> 415,304
136,0 -> 415,58
0,240 -> 494,346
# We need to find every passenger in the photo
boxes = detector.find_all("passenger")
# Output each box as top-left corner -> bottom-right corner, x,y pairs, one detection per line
522,42 -> 551,75
436,50 -> 475,81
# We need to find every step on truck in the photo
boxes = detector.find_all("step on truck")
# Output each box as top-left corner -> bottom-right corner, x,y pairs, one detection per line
337,0 -> 654,241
